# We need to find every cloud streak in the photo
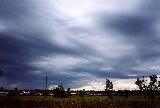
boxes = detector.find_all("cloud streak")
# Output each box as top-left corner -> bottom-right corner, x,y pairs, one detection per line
0,0 -> 160,90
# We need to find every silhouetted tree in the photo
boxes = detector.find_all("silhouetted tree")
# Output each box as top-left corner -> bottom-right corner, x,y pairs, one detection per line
148,75 -> 158,90
13,87 -> 19,96
53,83 -> 66,98
105,79 -> 113,98
148,75 -> 159,101
158,81 -> 160,90
135,76 -> 147,91
135,75 -> 159,101
78,89 -> 85,98
14,87 -> 18,91
58,83 -> 65,91
105,79 -> 113,91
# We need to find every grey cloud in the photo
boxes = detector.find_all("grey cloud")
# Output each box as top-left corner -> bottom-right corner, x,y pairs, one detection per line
97,1 -> 160,63
1,0 -> 160,89
107,15 -> 153,36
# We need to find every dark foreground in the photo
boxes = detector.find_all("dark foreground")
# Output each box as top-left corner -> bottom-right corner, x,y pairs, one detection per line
0,96 -> 160,108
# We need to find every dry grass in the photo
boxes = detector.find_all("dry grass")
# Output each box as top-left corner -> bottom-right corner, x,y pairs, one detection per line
0,96 -> 160,108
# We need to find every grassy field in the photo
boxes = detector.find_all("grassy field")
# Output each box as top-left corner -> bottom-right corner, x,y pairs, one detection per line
0,96 -> 160,108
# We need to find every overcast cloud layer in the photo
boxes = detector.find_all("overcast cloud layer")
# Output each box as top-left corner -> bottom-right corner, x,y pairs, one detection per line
0,0 -> 160,90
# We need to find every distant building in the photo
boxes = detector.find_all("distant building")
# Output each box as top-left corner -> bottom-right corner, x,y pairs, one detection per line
0,92 -> 8,96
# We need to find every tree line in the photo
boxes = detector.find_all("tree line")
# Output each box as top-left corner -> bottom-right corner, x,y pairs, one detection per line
1,66 -> 160,99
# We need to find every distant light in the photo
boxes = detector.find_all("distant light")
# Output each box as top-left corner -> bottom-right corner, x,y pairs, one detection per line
128,75 -> 137,77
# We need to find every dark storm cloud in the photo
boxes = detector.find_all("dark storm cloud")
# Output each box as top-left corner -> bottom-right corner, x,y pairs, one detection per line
107,15 -> 153,36
98,1 -> 160,62
0,32 -> 58,85
0,30 -> 94,89
0,0 -> 160,90
91,0 -> 160,80
2,0 -> 81,89
0,0 -> 29,19
0,0 -> 94,89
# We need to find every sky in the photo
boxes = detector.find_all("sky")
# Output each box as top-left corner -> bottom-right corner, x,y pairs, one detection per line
0,0 -> 160,90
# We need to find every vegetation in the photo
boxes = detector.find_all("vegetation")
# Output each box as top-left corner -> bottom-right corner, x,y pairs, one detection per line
105,79 -> 113,99
135,75 -> 160,91
1,75 -> 160,107
135,75 -> 160,100
105,79 -> 113,91
53,83 -> 66,98
0,95 -> 160,108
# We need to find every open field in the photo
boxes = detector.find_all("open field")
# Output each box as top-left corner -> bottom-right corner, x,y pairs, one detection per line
0,96 -> 160,108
